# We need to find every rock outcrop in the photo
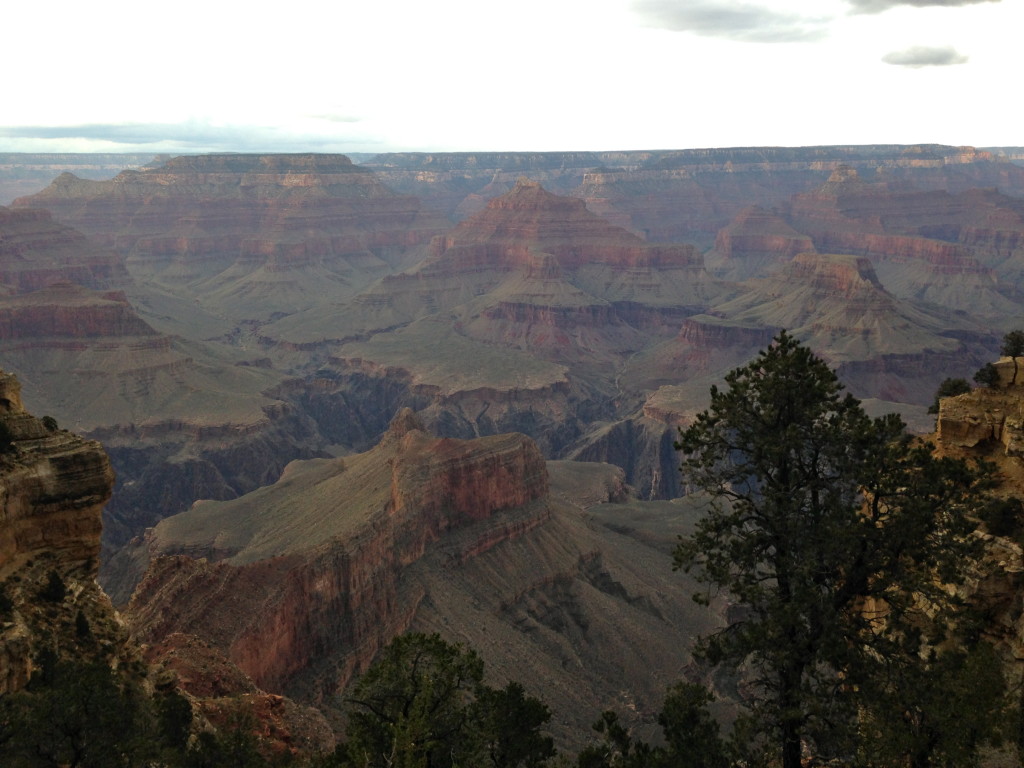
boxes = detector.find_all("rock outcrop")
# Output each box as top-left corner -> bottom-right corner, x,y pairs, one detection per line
705,206 -> 816,280
0,282 -> 323,560
938,357 -> 1024,453
127,409 -> 551,695
0,370 -> 113,581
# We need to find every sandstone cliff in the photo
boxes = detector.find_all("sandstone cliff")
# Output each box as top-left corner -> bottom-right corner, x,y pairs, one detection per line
0,368 -> 332,754
0,370 -> 112,582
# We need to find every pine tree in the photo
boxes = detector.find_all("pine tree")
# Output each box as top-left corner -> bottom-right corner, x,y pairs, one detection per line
674,331 -> 994,768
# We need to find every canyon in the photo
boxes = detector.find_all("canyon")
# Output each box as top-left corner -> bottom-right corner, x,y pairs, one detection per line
3,145 -> 1024,749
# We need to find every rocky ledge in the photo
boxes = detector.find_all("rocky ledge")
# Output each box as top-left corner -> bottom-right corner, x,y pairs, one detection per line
0,370 -> 113,580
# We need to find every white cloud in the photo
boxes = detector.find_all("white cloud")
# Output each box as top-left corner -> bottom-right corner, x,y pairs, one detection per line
847,0 -> 999,13
881,45 -> 969,66
631,0 -> 833,42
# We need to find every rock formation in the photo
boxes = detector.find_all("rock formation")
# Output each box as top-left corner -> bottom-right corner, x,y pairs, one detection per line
15,154 -> 450,323
0,152 -> 155,206
0,368 -> 332,755
0,370 -> 112,583
786,168 -> 1024,313
0,205 -> 128,293
0,282 -> 322,560
705,206 -> 816,280
125,410 -> 719,746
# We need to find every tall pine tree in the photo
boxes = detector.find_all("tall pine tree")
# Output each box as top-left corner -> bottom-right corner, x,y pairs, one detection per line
674,331 -> 996,768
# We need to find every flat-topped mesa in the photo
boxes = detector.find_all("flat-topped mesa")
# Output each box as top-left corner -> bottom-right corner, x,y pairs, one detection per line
126,413 -> 550,696
0,205 -> 128,292
787,252 -> 884,295
0,282 -> 158,339
0,370 -> 114,581
427,178 -> 703,271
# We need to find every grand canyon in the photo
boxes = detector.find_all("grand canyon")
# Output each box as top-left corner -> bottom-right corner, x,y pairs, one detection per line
3,144 -> 1024,763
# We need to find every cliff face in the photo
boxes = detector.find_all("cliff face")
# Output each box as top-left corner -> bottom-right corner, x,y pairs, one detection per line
785,169 -> 1024,311
705,205 -> 816,280
127,410 -> 551,696
0,369 -> 115,692
0,282 -> 325,564
124,411 -> 721,746
0,370 -> 113,581
938,358 -> 1024,452
0,205 -> 128,293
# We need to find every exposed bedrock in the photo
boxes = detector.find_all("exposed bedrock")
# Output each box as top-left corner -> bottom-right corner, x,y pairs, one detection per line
0,371 -> 113,581
98,403 -> 324,592
126,412 -> 551,698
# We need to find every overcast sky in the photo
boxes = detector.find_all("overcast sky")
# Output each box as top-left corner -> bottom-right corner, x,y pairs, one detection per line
2,0 -> 1018,154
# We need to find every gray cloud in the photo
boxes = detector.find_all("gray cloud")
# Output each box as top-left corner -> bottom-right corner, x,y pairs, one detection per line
881,45 -> 969,66
0,120 -> 373,153
847,0 -> 999,13
631,0 -> 831,43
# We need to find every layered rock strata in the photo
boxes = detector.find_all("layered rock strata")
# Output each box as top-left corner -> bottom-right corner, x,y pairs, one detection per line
0,370 -> 113,581
125,411 -> 718,745
15,154 -> 450,322
0,205 -> 128,293
127,410 -> 551,695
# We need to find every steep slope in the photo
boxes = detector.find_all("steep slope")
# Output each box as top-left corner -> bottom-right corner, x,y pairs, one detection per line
259,180 -> 726,474
0,369 -> 332,756
704,205 -> 816,280
125,411 -> 718,746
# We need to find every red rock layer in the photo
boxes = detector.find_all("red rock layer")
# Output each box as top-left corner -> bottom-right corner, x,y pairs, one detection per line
14,154 -> 449,289
0,282 -> 157,339
708,205 -> 816,279
0,205 -> 127,293
426,179 -> 704,272
127,411 -> 550,697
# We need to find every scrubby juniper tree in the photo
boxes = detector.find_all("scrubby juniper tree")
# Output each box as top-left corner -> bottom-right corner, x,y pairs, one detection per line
674,331 -> 998,768
1000,329 -> 1024,358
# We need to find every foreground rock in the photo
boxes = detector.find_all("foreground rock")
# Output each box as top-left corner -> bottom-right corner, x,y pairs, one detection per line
0,368 -> 331,755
